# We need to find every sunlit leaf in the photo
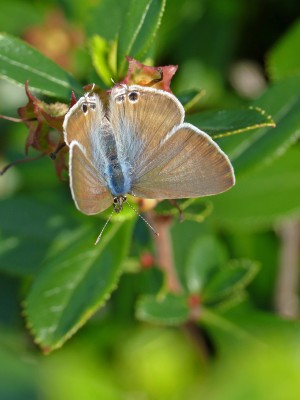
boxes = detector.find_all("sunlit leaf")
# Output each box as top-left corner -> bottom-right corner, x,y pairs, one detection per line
89,35 -> 116,86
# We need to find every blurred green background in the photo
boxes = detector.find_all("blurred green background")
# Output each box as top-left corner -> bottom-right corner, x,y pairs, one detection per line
1,0 -> 300,399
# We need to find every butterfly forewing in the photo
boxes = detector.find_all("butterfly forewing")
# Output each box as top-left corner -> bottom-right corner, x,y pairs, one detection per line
69,142 -> 113,214
131,123 -> 235,199
63,94 -> 106,162
109,85 -> 185,171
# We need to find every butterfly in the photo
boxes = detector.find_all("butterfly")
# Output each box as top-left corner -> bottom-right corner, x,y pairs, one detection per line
63,84 -> 235,230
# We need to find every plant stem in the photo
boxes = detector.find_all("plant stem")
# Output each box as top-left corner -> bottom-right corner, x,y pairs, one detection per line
148,214 -> 182,293
147,212 -> 210,363
275,220 -> 300,318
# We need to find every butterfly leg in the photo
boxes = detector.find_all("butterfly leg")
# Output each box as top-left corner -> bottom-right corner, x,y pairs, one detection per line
49,141 -> 66,160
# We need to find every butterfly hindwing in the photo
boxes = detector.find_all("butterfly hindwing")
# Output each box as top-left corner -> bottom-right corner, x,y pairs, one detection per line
69,141 -> 113,214
131,123 -> 235,199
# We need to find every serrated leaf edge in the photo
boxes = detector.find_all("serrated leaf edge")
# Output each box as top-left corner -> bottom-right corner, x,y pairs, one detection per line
23,221 -> 133,353
211,106 -> 275,139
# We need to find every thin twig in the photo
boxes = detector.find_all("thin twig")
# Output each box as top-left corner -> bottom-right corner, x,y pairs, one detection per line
0,154 -> 46,175
0,115 -> 36,123
147,212 -> 210,362
274,220 -> 300,319
148,214 -> 182,293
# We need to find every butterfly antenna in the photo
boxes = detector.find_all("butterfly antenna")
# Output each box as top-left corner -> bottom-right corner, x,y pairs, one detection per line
94,209 -> 114,245
90,83 -> 95,92
126,202 -> 159,237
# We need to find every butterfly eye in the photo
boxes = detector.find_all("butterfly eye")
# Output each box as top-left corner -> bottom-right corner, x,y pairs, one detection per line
115,95 -> 125,104
128,91 -> 139,103
82,103 -> 88,114
90,103 -> 96,110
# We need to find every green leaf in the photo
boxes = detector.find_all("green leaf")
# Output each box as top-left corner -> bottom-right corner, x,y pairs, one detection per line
202,259 -> 259,304
204,304 -> 300,353
155,198 -> 213,223
267,19 -> 300,81
180,89 -> 206,112
86,0 -> 128,41
0,196 -> 77,277
200,307 -> 262,345
220,76 -> 300,176
0,1 -> 40,36
210,144 -> 300,230
25,219 -> 134,352
226,231 -> 279,309
136,293 -> 189,326
117,0 -> 166,76
0,342 -> 39,400
89,35 -> 116,87
0,33 -> 82,99
133,267 -> 165,295
186,107 -> 275,139
213,290 -> 248,312
185,235 -> 228,294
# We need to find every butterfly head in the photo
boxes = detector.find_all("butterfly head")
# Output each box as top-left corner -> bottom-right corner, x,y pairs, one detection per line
113,195 -> 127,213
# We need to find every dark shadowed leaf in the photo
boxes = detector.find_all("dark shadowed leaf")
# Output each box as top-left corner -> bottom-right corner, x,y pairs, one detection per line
0,195 -> 77,277
267,19 -> 300,81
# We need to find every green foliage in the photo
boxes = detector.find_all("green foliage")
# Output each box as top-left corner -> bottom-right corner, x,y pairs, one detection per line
136,293 -> 190,325
187,107 -> 275,139
117,0 -> 166,75
267,19 -> 300,81
211,144 -> 300,230
0,33 -> 82,99
225,77 -> 300,176
1,0 -> 300,398
25,219 -> 134,351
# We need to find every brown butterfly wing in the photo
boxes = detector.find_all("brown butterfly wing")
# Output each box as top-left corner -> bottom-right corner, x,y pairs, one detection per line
130,124 -> 235,199
69,142 -> 112,215
109,85 -> 185,173
63,94 -> 105,162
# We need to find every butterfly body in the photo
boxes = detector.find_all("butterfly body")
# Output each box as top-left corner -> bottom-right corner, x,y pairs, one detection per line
99,125 -> 130,197
63,84 -> 235,216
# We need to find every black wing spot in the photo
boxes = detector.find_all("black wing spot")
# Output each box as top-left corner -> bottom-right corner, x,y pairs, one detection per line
128,91 -> 139,103
116,94 -> 126,104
